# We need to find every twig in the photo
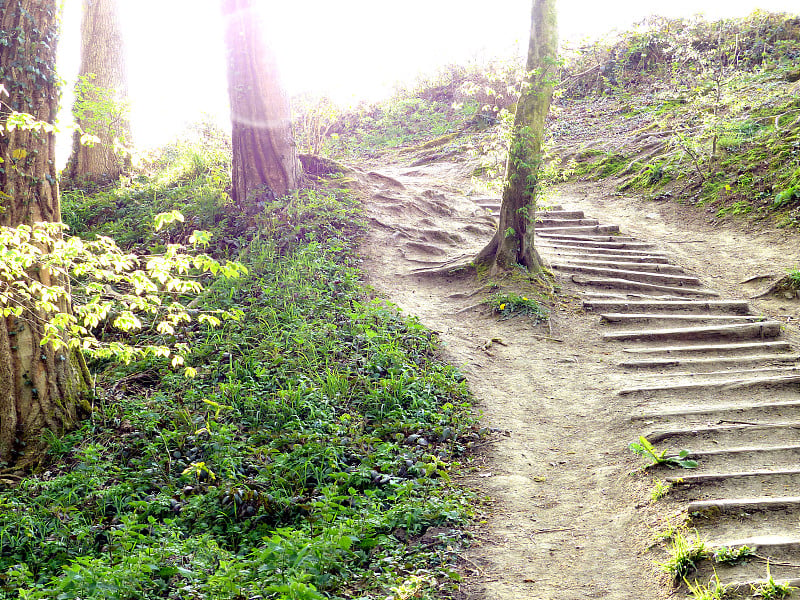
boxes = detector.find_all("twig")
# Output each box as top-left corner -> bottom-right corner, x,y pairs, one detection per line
529,527 -> 575,536
530,334 -> 564,342
455,303 -> 485,314
753,553 -> 800,568
458,555 -> 486,576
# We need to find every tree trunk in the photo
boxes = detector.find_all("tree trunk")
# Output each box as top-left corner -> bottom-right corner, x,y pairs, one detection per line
474,0 -> 558,274
222,0 -> 301,212
0,0 -> 92,467
63,0 -> 131,185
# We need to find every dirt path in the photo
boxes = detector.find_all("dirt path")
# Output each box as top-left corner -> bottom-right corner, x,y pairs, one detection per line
356,162 -> 800,598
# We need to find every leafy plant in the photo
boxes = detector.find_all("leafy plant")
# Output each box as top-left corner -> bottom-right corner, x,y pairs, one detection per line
629,436 -> 699,469
485,291 -> 549,322
0,214 -> 245,373
713,544 -> 753,565
0,137 -> 477,600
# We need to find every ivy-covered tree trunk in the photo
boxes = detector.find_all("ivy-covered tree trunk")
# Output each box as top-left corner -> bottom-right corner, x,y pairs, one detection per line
63,0 -> 131,184
0,0 -> 92,467
222,0 -> 301,212
474,0 -> 558,274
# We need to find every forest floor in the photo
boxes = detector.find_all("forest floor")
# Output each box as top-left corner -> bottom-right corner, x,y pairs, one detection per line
353,156 -> 800,599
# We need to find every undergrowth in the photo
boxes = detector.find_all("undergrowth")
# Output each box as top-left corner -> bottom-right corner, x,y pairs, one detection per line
0,139 -> 477,599
549,10 -> 800,229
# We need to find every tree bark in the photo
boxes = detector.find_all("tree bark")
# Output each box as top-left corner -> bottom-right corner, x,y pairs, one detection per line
222,0 -> 301,212
63,0 -> 131,185
474,0 -> 558,274
0,0 -> 92,466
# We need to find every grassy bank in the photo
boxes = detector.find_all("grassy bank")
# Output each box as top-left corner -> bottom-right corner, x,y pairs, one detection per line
0,134 -> 476,600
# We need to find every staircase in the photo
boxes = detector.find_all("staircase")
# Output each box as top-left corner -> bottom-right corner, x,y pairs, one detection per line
475,197 -> 800,593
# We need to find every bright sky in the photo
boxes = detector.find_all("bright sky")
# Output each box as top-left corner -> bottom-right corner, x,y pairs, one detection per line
55,0 -> 800,160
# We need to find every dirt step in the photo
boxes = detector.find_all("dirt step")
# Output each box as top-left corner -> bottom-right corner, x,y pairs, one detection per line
538,245 -> 661,258
606,321 -> 783,343
620,354 -> 800,369
536,239 -> 654,250
537,233 -> 639,243
632,396 -> 800,420
636,365 -> 800,379
622,340 -> 794,355
586,299 -> 751,314
571,276 -> 719,297
687,499 -> 800,551
676,445 -> 800,473
537,224 -> 621,235
584,291 -> 703,301
546,251 -> 673,264
689,496 -> 800,516
692,540 -> 800,590
554,264 -> 701,286
536,218 -> 600,227
601,313 -> 765,325
667,468 -> 800,486
620,372 -> 800,395
565,260 -> 685,273
474,202 -> 500,210
537,210 -> 585,219
631,401 -> 800,439
647,422 -> 800,447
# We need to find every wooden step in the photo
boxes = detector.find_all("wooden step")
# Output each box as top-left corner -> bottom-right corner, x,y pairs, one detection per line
545,252 -> 672,264
537,239 -> 653,250
537,210 -> 582,219
600,313 -> 764,324
688,496 -> 800,515
620,354 -> 800,368
667,468 -> 800,486
553,264 -> 701,286
566,260 -> 685,273
538,243 -> 659,256
647,422 -> 800,445
536,218 -> 600,227
622,341 -> 793,354
585,299 -> 751,314
619,372 -> 800,395
605,321 -> 783,342
571,276 -> 719,297
537,224 -> 621,235
537,233 -> 637,242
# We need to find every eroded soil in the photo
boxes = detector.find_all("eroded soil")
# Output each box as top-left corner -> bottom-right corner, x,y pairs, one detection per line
355,158 -> 800,599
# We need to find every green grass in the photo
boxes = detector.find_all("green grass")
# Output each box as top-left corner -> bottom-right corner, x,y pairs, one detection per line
484,291 -> 549,322
547,12 -> 800,230
0,143 -> 476,599
660,531 -> 710,580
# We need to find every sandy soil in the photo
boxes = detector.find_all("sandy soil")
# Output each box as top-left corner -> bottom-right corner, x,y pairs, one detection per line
354,160 -> 800,599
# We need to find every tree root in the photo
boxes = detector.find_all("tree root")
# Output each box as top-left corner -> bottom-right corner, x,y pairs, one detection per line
750,275 -> 797,299
739,273 -> 780,285
408,254 -> 477,277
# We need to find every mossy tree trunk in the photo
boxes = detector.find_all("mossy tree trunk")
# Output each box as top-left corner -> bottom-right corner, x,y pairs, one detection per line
0,0 -> 92,467
474,0 -> 558,274
222,0 -> 301,212
64,0 -> 131,185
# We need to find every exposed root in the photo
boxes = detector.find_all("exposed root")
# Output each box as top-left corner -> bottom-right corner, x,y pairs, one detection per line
750,275 -> 798,299
739,273 -> 780,285
408,254 -> 477,277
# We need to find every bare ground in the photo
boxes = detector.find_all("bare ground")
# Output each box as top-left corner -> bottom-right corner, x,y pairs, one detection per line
354,160 -> 800,599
